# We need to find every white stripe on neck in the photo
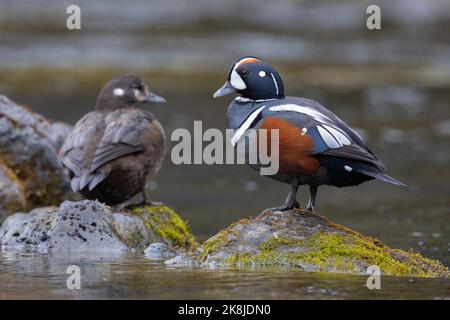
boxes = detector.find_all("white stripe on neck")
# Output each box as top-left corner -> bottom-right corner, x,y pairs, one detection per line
235,97 -> 278,103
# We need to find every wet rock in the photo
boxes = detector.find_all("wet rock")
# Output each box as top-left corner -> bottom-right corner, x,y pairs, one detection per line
0,95 -> 74,222
165,252 -> 200,267
172,209 -> 449,278
0,200 -> 197,253
144,242 -> 177,260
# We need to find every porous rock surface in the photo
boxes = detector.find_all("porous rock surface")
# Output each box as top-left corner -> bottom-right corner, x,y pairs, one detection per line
0,95 -> 74,222
0,200 -> 196,253
166,209 -> 450,278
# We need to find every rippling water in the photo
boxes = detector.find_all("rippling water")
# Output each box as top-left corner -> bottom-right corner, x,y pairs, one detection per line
1,251 -> 449,299
0,0 -> 449,299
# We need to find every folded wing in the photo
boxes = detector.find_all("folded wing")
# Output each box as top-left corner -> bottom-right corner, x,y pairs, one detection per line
60,110 -> 153,192
265,101 -> 408,188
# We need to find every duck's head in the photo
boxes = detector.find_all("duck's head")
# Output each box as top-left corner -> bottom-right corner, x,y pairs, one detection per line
95,74 -> 166,111
213,56 -> 284,101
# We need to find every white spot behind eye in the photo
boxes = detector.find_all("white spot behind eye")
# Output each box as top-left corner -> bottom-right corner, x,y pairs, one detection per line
344,165 -> 353,172
113,88 -> 124,96
259,71 -> 266,77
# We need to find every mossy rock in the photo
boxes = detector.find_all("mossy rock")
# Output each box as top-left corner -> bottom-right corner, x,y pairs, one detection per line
196,209 -> 449,278
130,204 -> 197,249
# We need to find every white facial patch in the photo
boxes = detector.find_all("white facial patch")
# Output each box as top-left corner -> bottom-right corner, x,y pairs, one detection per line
344,165 -> 353,172
259,71 -> 266,77
133,88 -> 147,102
113,88 -> 125,96
230,69 -> 246,90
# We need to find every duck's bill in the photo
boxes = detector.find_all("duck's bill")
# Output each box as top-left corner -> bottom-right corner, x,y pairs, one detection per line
213,81 -> 236,98
145,92 -> 167,103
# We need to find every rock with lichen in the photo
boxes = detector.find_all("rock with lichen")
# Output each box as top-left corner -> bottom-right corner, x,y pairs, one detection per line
0,200 -> 197,253
166,209 -> 449,278
0,95 -> 74,222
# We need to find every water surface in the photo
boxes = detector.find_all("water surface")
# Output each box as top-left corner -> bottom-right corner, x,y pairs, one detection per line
1,251 -> 449,299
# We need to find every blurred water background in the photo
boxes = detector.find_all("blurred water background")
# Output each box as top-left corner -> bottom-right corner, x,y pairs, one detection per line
0,0 -> 449,299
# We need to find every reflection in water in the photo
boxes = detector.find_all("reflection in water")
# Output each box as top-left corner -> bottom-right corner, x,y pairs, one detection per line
1,250 -> 449,299
0,0 -> 449,299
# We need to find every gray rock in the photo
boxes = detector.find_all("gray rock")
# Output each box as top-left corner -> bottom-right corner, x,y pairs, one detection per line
170,209 -> 450,278
0,201 -> 127,252
144,242 -> 177,260
165,252 -> 200,267
0,200 -> 196,253
0,164 -> 26,218
0,95 -> 74,222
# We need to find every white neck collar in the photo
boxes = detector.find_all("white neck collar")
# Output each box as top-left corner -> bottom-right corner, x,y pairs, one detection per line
235,97 -> 278,103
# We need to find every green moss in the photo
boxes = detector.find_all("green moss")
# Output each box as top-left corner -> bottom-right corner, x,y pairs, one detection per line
200,227 -> 240,262
225,252 -> 253,265
223,231 -> 449,278
132,204 -> 197,249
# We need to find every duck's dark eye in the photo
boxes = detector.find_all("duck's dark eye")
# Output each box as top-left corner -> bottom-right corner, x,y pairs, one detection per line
241,70 -> 248,76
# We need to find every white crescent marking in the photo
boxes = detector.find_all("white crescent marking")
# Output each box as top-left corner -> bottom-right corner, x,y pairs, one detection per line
230,106 -> 265,147
230,69 -> 246,90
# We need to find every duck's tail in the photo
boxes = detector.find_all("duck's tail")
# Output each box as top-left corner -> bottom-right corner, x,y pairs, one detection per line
354,168 -> 410,190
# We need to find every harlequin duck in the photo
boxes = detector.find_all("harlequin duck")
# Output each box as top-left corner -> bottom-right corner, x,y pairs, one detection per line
60,74 -> 166,206
213,56 -> 408,211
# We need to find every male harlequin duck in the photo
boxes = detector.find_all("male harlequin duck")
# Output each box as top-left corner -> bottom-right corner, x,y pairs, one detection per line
60,74 -> 166,206
213,56 -> 408,211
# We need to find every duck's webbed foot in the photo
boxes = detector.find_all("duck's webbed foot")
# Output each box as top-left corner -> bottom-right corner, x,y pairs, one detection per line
140,188 -> 162,206
305,186 -> 318,212
116,189 -> 162,211
270,178 -> 300,212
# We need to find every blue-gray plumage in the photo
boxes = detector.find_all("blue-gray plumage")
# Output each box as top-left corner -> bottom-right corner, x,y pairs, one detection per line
214,56 -> 408,211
